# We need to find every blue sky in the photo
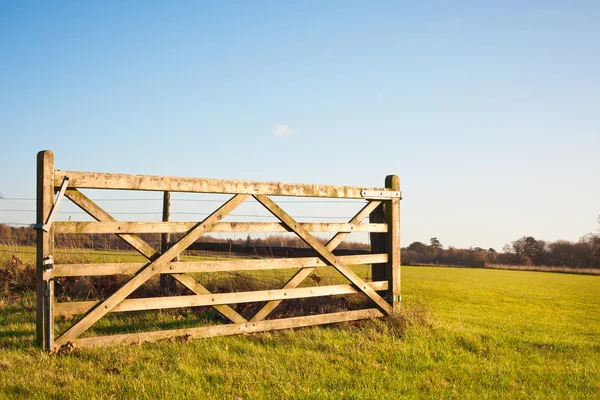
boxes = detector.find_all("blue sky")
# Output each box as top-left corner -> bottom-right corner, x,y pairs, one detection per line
0,1 -> 598,250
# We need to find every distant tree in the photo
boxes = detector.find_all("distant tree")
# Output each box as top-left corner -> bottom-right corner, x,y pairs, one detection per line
547,240 -> 577,267
504,236 -> 547,265
487,248 -> 498,264
430,237 -> 442,249
580,233 -> 600,269
407,241 -> 428,253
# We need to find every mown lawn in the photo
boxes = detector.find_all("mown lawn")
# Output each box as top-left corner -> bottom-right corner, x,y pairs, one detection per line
1,256 -> 599,398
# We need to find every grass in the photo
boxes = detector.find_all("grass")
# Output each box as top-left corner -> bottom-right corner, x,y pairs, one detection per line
1,246 -> 599,398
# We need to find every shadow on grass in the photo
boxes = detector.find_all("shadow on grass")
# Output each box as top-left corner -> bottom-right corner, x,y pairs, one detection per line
0,301 -> 433,352
1,267 -> 431,351
0,329 -> 36,350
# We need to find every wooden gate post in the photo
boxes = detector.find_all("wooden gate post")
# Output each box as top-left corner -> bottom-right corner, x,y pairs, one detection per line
384,175 -> 401,312
36,150 -> 55,349
370,175 -> 401,311
160,191 -> 176,294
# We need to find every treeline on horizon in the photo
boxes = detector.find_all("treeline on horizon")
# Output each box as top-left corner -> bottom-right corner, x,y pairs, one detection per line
403,234 -> 600,270
1,223 -> 599,270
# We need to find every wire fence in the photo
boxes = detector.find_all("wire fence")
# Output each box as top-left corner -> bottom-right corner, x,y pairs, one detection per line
0,209 -> 361,220
0,193 -> 374,282
1,197 -> 368,204
0,194 -> 373,232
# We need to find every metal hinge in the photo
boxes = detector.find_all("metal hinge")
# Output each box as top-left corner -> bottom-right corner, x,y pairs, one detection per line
42,255 -> 53,272
361,190 -> 402,200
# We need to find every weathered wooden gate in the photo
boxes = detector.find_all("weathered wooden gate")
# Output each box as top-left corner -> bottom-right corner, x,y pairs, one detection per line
35,150 -> 401,350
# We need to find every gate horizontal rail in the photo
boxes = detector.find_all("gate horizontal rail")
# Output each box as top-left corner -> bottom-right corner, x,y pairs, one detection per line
54,281 -> 389,315
36,150 -> 401,350
72,309 -> 385,348
54,170 -> 399,199
54,254 -> 388,277
54,221 -> 388,234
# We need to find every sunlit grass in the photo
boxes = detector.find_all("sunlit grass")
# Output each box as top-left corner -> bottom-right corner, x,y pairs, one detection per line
1,248 -> 599,398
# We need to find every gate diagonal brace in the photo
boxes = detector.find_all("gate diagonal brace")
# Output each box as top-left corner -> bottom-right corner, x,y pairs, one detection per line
61,189 -> 245,325
253,194 -> 393,315
34,176 -> 69,232
250,200 -> 382,322
54,193 -> 249,348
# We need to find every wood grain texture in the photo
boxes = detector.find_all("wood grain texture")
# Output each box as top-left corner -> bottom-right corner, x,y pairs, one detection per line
54,254 -> 388,277
54,281 -> 389,315
54,221 -> 387,234
70,308 -> 385,348
385,175 -> 401,311
36,150 -> 54,349
54,170 -> 392,199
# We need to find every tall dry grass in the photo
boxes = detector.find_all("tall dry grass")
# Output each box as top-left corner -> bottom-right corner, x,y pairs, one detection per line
486,263 -> 600,275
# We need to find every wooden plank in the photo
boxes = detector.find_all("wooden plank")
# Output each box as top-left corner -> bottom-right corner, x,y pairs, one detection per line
54,281 -> 389,315
250,200 -> 383,322
36,150 -> 54,349
70,308 -> 385,348
54,254 -> 388,277
253,195 -> 393,315
56,262 -> 146,277
54,221 -> 388,234
54,170 -> 391,199
385,175 -> 401,312
53,194 -> 249,347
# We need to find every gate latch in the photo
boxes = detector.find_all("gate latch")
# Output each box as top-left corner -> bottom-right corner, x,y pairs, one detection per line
34,176 -> 69,232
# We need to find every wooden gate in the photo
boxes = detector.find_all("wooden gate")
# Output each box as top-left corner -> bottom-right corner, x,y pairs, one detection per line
35,150 -> 401,350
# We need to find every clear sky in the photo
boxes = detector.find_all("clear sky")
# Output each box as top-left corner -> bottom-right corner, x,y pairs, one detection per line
0,1 -> 598,250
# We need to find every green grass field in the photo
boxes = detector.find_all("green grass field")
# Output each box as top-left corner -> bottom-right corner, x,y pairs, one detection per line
1,246 -> 599,399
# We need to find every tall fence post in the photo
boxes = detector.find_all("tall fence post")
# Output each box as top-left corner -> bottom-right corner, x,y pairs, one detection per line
384,175 -> 401,312
36,150 -> 55,349
160,191 -> 176,294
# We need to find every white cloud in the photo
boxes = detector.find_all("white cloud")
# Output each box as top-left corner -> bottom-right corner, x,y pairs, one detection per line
273,124 -> 296,136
